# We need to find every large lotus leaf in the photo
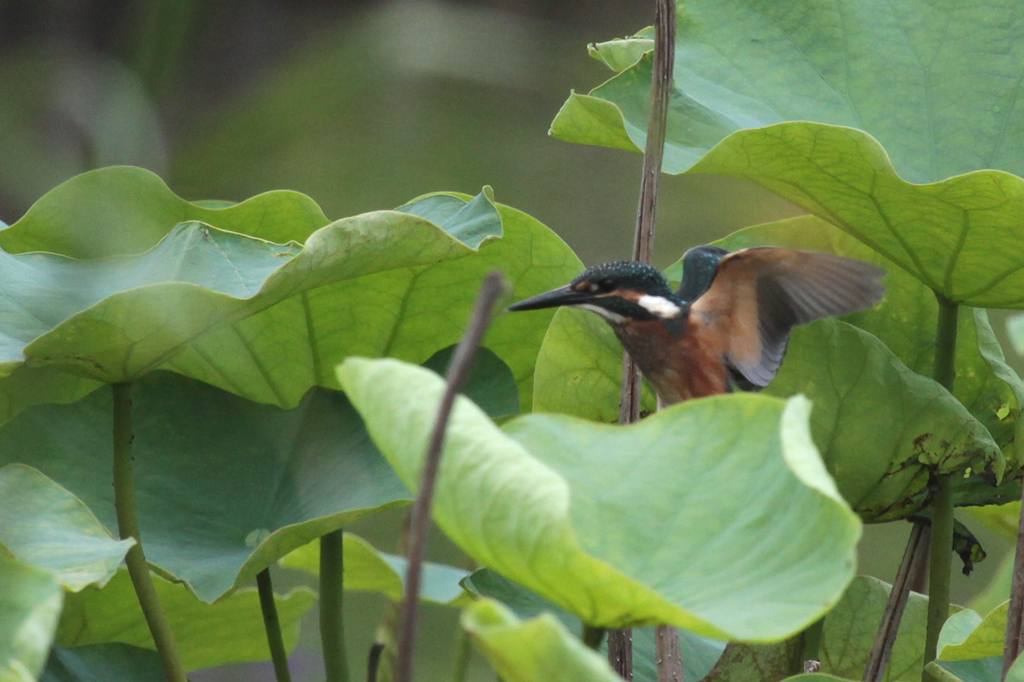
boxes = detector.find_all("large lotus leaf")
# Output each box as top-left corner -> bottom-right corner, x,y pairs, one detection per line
0,184 -> 501,396
0,464 -> 133,591
708,576 -> 928,682
0,553 -> 62,682
0,372 -> 408,601
462,567 -> 726,682
938,602 -> 1007,662
536,215 -> 1022,445
533,217 -> 1009,519
663,216 -> 1024,454
460,599 -> 621,682
339,357 -> 860,640
550,1 -> 1024,306
41,645 -> 163,682
0,166 -> 329,257
705,640 -> 802,682
162,198 -> 580,410
1011,316 -> 1024,356
819,576 -> 928,681
928,602 -> 1020,682
56,570 -> 316,671
40,643 -> 162,679
280,532 -> 470,605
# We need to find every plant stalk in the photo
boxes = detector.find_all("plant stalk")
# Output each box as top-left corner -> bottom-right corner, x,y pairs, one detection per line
1002,485 -> 1024,678
257,568 -> 293,682
583,625 -> 607,651
393,272 -> 508,682
612,0 -> 676,678
451,627 -> 472,682
656,625 -> 683,682
923,296 -> 959,674
321,530 -> 350,682
801,618 -> 824,670
112,382 -> 187,682
863,522 -> 926,681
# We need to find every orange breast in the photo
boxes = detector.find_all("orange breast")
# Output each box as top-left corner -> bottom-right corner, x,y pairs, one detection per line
613,317 -> 728,405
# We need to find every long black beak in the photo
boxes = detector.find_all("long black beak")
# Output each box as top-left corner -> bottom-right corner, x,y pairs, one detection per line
507,284 -> 594,312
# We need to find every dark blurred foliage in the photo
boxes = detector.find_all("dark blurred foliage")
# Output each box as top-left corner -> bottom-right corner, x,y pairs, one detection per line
0,2 -> 1015,681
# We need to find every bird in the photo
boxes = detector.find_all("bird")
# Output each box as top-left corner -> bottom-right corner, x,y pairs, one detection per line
508,246 -> 885,405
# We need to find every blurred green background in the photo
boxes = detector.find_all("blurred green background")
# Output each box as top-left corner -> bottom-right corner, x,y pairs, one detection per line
1,1 -> 1018,680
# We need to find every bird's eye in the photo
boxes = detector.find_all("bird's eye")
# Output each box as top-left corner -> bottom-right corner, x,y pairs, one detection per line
598,279 -> 615,292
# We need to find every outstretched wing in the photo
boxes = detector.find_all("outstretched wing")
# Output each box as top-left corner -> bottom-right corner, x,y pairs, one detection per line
690,248 -> 885,389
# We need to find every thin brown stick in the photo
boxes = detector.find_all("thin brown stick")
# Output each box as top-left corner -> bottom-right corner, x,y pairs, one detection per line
656,625 -> 683,682
863,522 -> 926,681
393,272 -> 509,682
612,0 -> 676,678
632,0 -> 676,265
1002,484 -> 1024,678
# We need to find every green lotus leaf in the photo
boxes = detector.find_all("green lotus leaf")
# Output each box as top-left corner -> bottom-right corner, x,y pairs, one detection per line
0,184 -> 497,387
56,570 -> 315,671
781,676 -> 853,682
0,165 -> 329,257
339,357 -> 860,640
938,602 -> 1007,662
705,640 -> 802,682
0,372 -> 408,602
41,645 -> 163,682
709,576 -> 928,682
928,601 -> 1024,681
533,216 -> 1009,519
551,1 -> 1024,306
0,553 -> 63,682
0,167 -> 579,418
422,345 -> 519,419
460,599 -> 621,682
820,576 -> 928,681
1010,316 -> 1024,356
163,197 -> 579,410
280,533 -> 470,605
0,464 -> 133,591
462,567 -> 726,681
586,29 -> 653,72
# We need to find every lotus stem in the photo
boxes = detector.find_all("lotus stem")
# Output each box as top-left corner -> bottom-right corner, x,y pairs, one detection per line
801,618 -> 824,670
615,0 -> 677,677
393,272 -> 508,682
923,295 -> 959,673
321,529 -> 350,682
257,568 -> 292,682
583,625 -> 607,651
451,628 -> 472,682
1002,486 -> 1024,678
864,522 -> 926,681
112,382 -> 187,682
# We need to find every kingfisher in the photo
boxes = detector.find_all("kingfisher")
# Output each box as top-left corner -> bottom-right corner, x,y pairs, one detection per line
509,246 -> 885,405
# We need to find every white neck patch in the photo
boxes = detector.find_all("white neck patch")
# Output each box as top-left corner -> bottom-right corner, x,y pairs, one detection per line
578,303 -> 626,324
637,295 -> 682,319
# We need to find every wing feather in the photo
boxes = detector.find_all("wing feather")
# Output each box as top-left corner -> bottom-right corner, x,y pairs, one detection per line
690,247 -> 885,389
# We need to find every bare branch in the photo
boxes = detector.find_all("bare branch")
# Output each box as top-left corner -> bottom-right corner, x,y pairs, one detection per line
394,272 -> 509,682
